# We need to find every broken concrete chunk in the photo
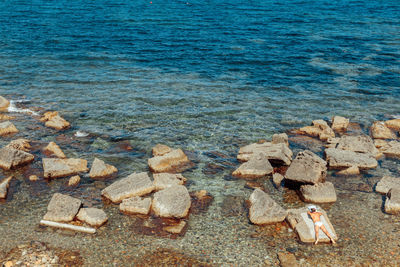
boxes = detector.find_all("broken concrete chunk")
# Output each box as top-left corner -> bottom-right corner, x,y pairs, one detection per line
148,149 -> 191,173
0,147 -> 34,170
0,176 -> 12,199
152,144 -> 172,156
0,121 -> 18,136
152,185 -> 191,218
76,208 -> 108,227
89,158 -> 118,179
325,148 -> 378,169
101,172 -> 154,203
43,193 -> 82,222
376,176 -> 400,194
249,188 -> 287,225
331,116 -> 349,131
120,196 -> 152,215
385,188 -> 400,214
44,142 -> 66,158
232,153 -> 273,179
153,173 -> 187,191
285,150 -> 327,184
237,142 -> 292,165
300,182 -> 337,203
43,158 -> 88,178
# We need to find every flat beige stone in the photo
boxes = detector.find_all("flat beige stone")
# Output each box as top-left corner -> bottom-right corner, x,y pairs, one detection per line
6,139 -> 31,151
43,158 -> 88,178
163,221 -> 186,234
233,153 -> 273,179
331,116 -> 349,131
237,142 -> 292,165
0,96 -> 10,111
249,188 -> 287,225
43,193 -> 82,222
336,135 -> 378,157
44,142 -> 66,158
68,175 -> 80,186
272,133 -> 289,146
382,141 -> 400,158
0,176 -> 12,199
385,188 -> 400,214
152,144 -> 172,156
41,111 -> 70,130
300,182 -> 337,203
285,150 -> 327,184
371,121 -> 397,139
120,196 -> 151,214
152,185 -> 191,218
385,119 -> 400,131
0,147 -> 34,170
89,158 -> 118,179
337,165 -> 360,176
325,148 -> 378,169
153,173 -> 186,191
376,176 -> 400,194
148,149 -> 190,173
0,121 -> 18,136
76,208 -> 108,227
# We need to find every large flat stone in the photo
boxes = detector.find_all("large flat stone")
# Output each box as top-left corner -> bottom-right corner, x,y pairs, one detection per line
148,149 -> 191,173
89,158 -> 118,179
120,196 -> 151,215
0,176 -> 12,199
385,188 -> 400,214
101,172 -> 154,203
232,153 -> 273,179
376,176 -> 400,194
249,188 -> 287,225
0,147 -> 34,170
153,173 -> 186,191
237,142 -> 292,165
43,158 -> 88,178
76,208 -> 108,227
6,139 -> 31,152
300,182 -> 337,203
325,148 -> 378,169
152,185 -> 191,218
0,121 -> 18,136
285,150 -> 327,184
371,121 -> 397,139
152,144 -> 172,156
43,193 -> 82,222
382,141 -> 400,158
336,135 -> 378,157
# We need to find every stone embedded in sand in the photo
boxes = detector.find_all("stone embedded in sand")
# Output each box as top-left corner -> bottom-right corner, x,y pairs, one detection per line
336,135 -> 379,157
232,153 -> 273,179
381,141 -> 400,158
376,176 -> 400,194
148,149 -> 190,173
101,172 -> 154,203
249,189 -> 287,225
0,121 -> 18,136
385,188 -> 400,214
237,142 -> 292,165
0,147 -> 34,170
331,116 -> 349,131
119,196 -> 152,215
0,96 -> 10,111
40,111 -> 70,130
89,158 -> 118,179
152,185 -> 191,218
371,121 -> 397,139
325,148 -> 378,169
272,173 -> 284,188
6,139 -> 31,151
153,173 -> 187,191
76,208 -> 108,227
278,252 -> 299,267
68,175 -> 80,186
42,158 -> 88,178
43,193 -> 82,222
286,206 -> 338,243
300,182 -> 337,203
0,176 -> 12,199
152,144 -> 172,156
285,150 -> 327,184
385,119 -> 400,131
163,221 -> 187,234
272,133 -> 289,146
336,165 -> 360,176
43,141 -> 66,158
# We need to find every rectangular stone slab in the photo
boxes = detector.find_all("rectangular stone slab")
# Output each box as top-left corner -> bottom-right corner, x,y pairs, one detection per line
299,212 -> 337,242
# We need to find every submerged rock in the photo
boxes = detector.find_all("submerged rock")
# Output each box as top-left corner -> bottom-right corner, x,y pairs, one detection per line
325,148 -> 378,169
237,142 -> 292,165
300,182 -> 337,203
331,116 -> 349,131
40,111 -> 70,130
163,221 -> 187,234
43,141 -> 66,158
232,153 -> 273,179
385,119 -> 400,131
272,173 -> 284,188
0,121 -> 18,136
336,135 -> 379,157
152,144 -> 172,156
76,208 -> 108,227
42,158 -> 88,178
0,147 -> 34,170
68,175 -> 80,186
89,158 -> 118,179
153,173 -> 187,191
336,165 -> 360,176
6,139 -> 31,152
152,185 -> 191,218
101,172 -> 154,203
285,150 -> 327,184
148,149 -> 191,173
43,193 -> 82,222
277,252 -> 299,267
0,96 -> 10,111
385,188 -> 400,214
249,188 -> 287,225
375,176 -> 400,194
0,176 -> 12,199
371,121 -> 397,139
119,196 -> 152,215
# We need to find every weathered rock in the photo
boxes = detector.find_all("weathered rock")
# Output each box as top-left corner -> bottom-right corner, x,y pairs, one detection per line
249,188 -> 287,225
376,176 -> 400,194
152,185 -> 191,218
0,96 -> 10,111
119,196 -> 152,214
313,120 -> 335,141
101,172 -> 154,203
152,144 -> 172,156
285,150 -> 327,184
76,208 -> 108,227
385,188 -> 400,214
0,147 -> 34,170
371,121 -> 397,139
43,142 -> 66,158
0,114 -> 15,121
374,139 -> 389,149
336,135 -> 378,157
286,206 -> 338,243
148,149 -> 191,173
273,173 -> 284,188
237,142 -> 292,165
300,182 -> 337,203
325,137 -> 340,148
325,148 -> 378,169
29,175 -> 39,181
298,126 -> 320,137
0,121 -> 18,136
89,158 -> 118,179
331,116 -> 349,131
6,139 -> 31,151
42,158 -> 88,178
0,176 -> 12,198
40,111 -> 70,130
163,221 -> 186,234
232,153 -> 273,179
336,165 -> 360,176
68,175 -> 80,186
277,252 -> 299,267
385,119 -> 400,131
381,141 -> 400,158
153,173 -> 187,190
272,133 -> 289,147
43,193 -> 82,222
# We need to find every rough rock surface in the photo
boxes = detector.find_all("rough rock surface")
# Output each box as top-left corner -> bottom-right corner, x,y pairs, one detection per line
286,206 -> 338,243
337,165 -> 360,176
0,96 -> 10,111
0,121 -> 18,136
120,196 -> 152,214
385,188 -> 400,214
381,141 -> 400,158
43,193 -> 82,222
153,173 -> 187,190
43,158 -> 88,178
237,142 -> 292,165
6,139 -> 31,151
232,153 -> 273,179
148,149 -> 190,173
336,135 -> 378,157
0,114 -> 14,121
89,158 -> 118,179
44,142 -> 66,158
331,116 -> 349,131
273,173 -> 284,188
0,147 -> 34,170
40,111 -> 70,130
325,148 -> 378,169
385,119 -> 400,131
101,172 -> 154,203
375,176 -> 400,194
163,221 -> 187,234
371,121 -> 397,139
152,185 -> 191,218
76,208 -> 108,227
285,150 -> 327,184
300,182 -> 337,203
68,175 -> 80,186
272,133 -> 289,146
0,176 -> 12,198
152,144 -> 172,156
249,188 -> 287,225
313,119 -> 335,141
29,175 -> 39,181
278,252 -> 299,267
